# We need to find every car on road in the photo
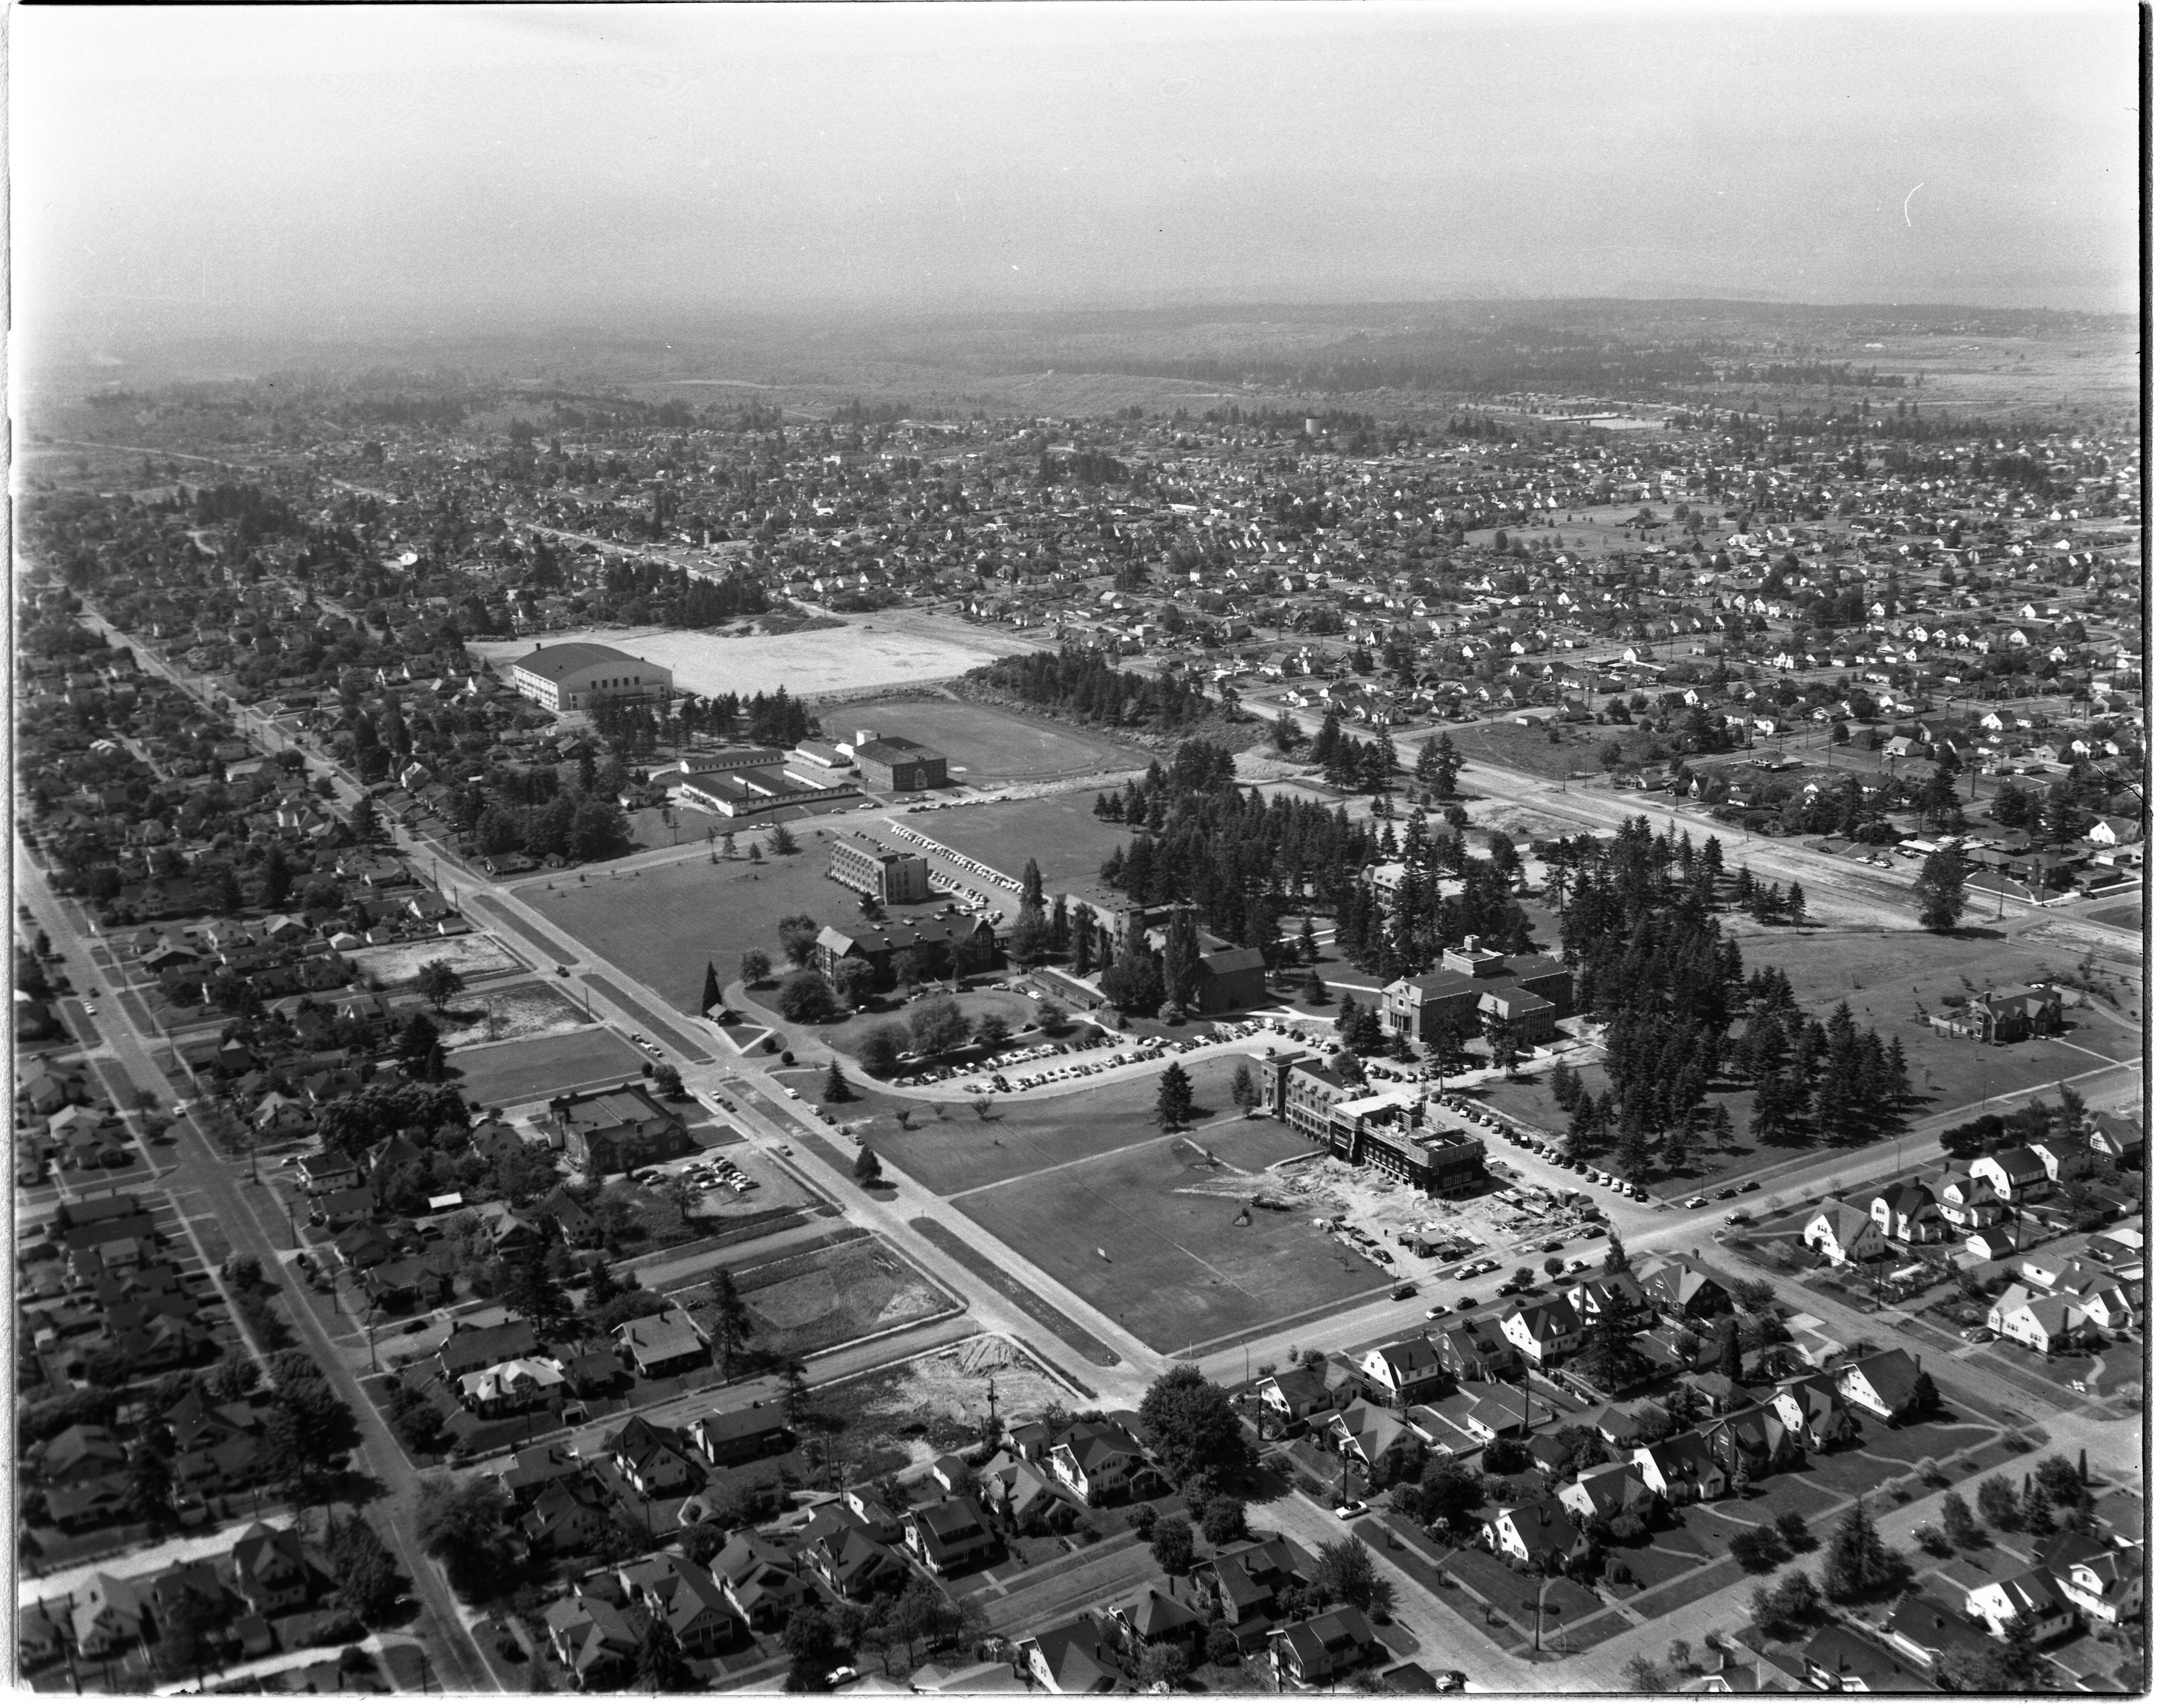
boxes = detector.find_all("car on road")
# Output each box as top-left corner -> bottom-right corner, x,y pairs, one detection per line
555,964 -> 570,976
1456,1295 -> 1478,1311
1390,1281 -> 1417,1300
1741,1180 -> 1761,1191
83,1004 -> 97,1015
1684,1195 -> 1709,1208
1724,1212 -> 1752,1226
825,1667 -> 858,1688
1715,1186 -> 1739,1200
1540,1238 -> 1565,1252
1333,1500 -> 1368,1521
1425,1303 -> 1450,1319
173,1104 -> 191,1119
1436,1671 -> 1468,1693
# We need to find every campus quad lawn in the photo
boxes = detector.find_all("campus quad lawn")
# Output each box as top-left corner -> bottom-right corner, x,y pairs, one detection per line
836,1054 -> 1273,1198
838,697 -> 1148,786
908,788 -> 1139,890
813,988 -> 1041,1064
949,1121 -> 1388,1355
522,839 -> 956,1017
452,1027 -> 647,1105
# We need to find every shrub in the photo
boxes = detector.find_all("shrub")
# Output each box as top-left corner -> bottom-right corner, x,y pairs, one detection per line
1913,1524 -> 1951,1556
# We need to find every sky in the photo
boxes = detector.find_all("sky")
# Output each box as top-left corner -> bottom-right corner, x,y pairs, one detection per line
11,2 -> 2141,349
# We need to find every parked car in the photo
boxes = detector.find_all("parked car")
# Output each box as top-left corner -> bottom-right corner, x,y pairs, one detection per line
1715,1186 -> 1739,1200
1456,1295 -> 1478,1311
1333,1500 -> 1369,1521
1724,1212 -> 1752,1227
1684,1196 -> 1708,1208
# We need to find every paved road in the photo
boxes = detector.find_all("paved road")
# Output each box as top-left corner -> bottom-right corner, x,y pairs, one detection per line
11,846 -> 503,1694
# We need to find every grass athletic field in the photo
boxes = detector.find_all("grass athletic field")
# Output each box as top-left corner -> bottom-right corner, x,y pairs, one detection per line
950,1122 -> 1384,1355
840,697 -> 1147,784
810,1052 -> 1261,1198
452,1027 -> 647,1106
900,789 -> 1135,890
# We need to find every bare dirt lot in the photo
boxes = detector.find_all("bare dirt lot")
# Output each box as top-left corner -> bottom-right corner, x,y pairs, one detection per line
472,615 -> 1030,700
434,981 -> 591,1050
348,934 -> 522,987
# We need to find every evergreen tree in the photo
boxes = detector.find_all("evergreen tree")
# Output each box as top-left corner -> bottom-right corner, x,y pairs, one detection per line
1820,1496 -> 1898,1602
709,1269 -> 755,1375
1155,1062 -> 1195,1130
1914,847 -> 1967,932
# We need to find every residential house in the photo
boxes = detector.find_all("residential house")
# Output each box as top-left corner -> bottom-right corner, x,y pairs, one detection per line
688,1405 -> 791,1468
1558,1462 -> 1656,1529
1431,1317 -> 1523,1383
1498,1297 -> 1584,1366
1564,1269 -> 1651,1327
1986,1286 -> 2094,1355
600,1415 -> 696,1497
710,1533 -> 815,1629
1270,1609 -> 1386,1690
1769,1373 -> 1855,1451
1482,1498 -> 1591,1571
1107,1588 -> 1206,1665
544,1590 -> 645,1689
1964,1571 -> 2075,1642
1630,1431 -> 1728,1506
1636,1256 -> 1732,1323
615,1308 -> 709,1379
1868,1182 -> 1946,1245
1804,1201 -> 1890,1267
1969,1145 -> 2052,1205
1048,1420 -> 1156,1506
228,1523 -> 323,1614
1359,1336 -> 1450,1406
905,1496 -> 999,1577
1257,1366 -> 1334,1425
435,1317 -> 540,1381
1023,1616 -> 1126,1695
1834,1349 -> 1928,1422
2045,1536 -> 2145,1626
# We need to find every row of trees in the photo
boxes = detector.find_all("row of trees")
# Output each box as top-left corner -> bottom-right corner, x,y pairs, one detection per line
966,645 -> 1218,732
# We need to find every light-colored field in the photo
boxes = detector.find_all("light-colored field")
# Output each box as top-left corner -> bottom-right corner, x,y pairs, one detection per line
349,934 -> 522,987
471,616 -> 1032,700
434,982 -> 592,1050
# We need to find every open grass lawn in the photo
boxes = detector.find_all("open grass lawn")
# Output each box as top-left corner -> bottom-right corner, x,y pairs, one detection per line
1449,718 -> 1603,783
950,1123 -> 1389,1355
906,789 -> 1139,890
523,839 -> 950,1015
1605,1537 -> 1706,1593
681,1237 -> 955,1358
1628,1555 -> 1749,1621
1868,1416 -> 1997,1465
452,1027 -> 647,1105
840,1054 -> 1278,1197
1725,919 -> 2141,1106
841,698 -> 1148,785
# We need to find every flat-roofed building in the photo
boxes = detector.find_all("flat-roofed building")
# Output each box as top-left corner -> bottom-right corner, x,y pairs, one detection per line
851,735 -> 948,794
829,835 -> 930,905
1261,1053 -> 1485,1196
510,642 -> 672,713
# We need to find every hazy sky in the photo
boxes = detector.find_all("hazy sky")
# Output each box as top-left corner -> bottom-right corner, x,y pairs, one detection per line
13,2 -> 2140,344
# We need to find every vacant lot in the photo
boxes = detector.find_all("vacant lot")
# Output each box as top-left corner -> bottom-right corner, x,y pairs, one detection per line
350,934 -> 522,988
435,981 -> 591,1050
841,697 -> 1146,785
525,837 -> 953,1014
807,1337 -> 1081,1480
682,1237 -> 955,1358
905,791 -> 1137,890
472,619 -> 1024,700
1725,918 -> 2143,1113
453,1028 -> 647,1106
836,1053 -> 1268,1197
951,1122 -> 1386,1355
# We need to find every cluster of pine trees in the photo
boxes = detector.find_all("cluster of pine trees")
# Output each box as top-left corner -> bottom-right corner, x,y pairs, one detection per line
965,646 -> 1216,732
1309,711 -> 1396,793
1331,842 -> 1536,980
1732,981 -> 1912,1150
1545,817 -> 1912,1177
1092,740 -> 1379,950
596,557 -> 770,626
